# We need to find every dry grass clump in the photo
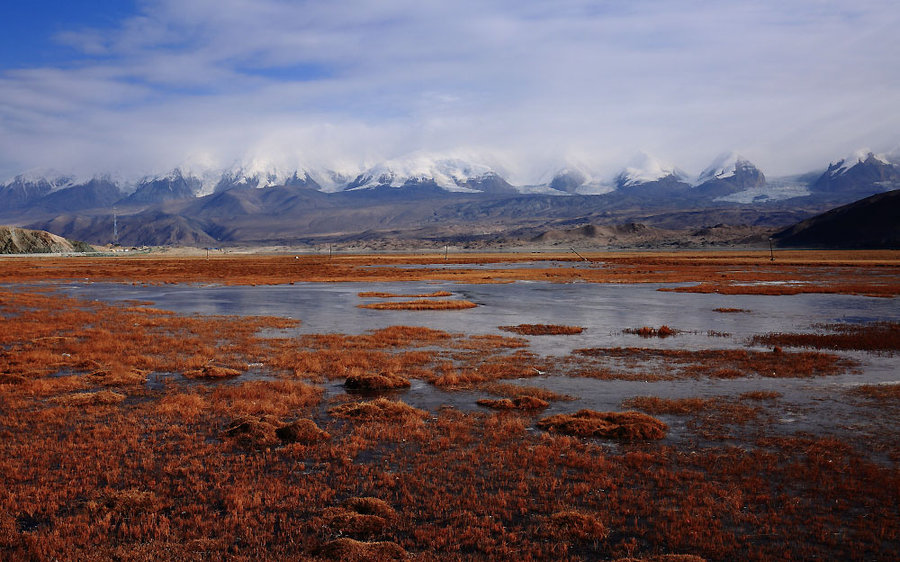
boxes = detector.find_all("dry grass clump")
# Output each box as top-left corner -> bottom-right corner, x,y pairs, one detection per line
342,497 -> 397,520
613,554 -> 707,562
221,415 -> 281,448
328,397 -> 427,422
182,365 -> 243,379
480,382 -> 574,402
499,324 -> 584,335
621,396 -> 715,415
51,390 -> 125,406
537,410 -> 668,441
713,308 -> 749,313
275,419 -> 330,443
739,391 -> 781,401
358,299 -> 477,310
622,396 -> 762,433
317,538 -> 406,561
477,396 -> 549,411
625,325 -> 677,338
573,347 -> 853,379
212,380 -> 322,417
0,373 -> 26,384
848,383 -> 900,401
344,371 -> 411,391
321,508 -> 389,538
548,510 -> 608,541
321,497 -> 397,539
224,414 -> 330,448
358,290 -> 452,298
751,322 -> 900,352
88,366 -> 149,386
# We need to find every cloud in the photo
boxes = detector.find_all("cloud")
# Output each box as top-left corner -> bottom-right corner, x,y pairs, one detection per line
1,0 -> 899,182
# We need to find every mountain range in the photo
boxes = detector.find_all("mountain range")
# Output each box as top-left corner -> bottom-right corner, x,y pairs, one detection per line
1,150 -> 898,247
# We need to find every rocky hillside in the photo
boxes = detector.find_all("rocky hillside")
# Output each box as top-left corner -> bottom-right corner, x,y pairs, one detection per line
0,226 -> 94,254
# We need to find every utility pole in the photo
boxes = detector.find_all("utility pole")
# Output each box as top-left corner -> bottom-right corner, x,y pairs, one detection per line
768,238 -> 775,261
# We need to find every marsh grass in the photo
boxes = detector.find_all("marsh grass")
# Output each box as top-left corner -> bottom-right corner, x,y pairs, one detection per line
50,390 -> 125,406
2,267 -> 899,560
358,290 -> 452,298
751,322 -> 900,352
358,299 -> 477,310
537,410 -> 668,440
498,324 -> 584,335
477,396 -> 549,411
625,325 -> 677,338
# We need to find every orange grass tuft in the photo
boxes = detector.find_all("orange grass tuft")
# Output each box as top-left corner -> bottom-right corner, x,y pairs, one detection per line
621,396 -> 715,415
358,290 -> 453,298
275,419 -> 330,443
849,383 -> 900,401
477,396 -> 550,411
547,510 -> 608,541
182,365 -> 243,379
317,538 -> 406,561
499,324 -> 584,335
50,390 -> 125,406
358,299 -> 477,310
537,410 -> 668,441
479,382 -> 574,402
739,390 -> 781,401
573,347 -> 853,379
344,371 -> 411,391
328,397 -> 427,421
626,325 -> 677,338
751,322 -> 900,352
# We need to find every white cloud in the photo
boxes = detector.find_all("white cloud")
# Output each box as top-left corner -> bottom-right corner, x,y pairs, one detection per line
1,0 -> 899,182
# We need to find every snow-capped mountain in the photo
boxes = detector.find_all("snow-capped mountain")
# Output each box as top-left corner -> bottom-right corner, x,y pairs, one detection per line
344,157 -> 507,193
826,150 -> 889,177
124,169 -> 203,205
0,172 -> 79,211
813,150 -> 900,194
615,153 -> 688,189
545,167 -> 614,195
696,152 -> 765,187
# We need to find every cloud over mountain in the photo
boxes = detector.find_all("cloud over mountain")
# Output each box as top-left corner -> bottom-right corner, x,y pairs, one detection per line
1,0 -> 899,183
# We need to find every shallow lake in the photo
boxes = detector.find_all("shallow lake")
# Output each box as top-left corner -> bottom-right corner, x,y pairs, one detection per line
53,279 -> 899,442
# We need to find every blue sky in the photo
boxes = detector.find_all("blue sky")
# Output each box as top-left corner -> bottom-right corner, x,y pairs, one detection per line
0,1 -> 135,68
1,0 -> 899,183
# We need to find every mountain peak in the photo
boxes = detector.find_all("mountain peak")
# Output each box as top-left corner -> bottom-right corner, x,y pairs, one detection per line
615,153 -> 685,188
827,149 -> 890,177
697,152 -> 757,184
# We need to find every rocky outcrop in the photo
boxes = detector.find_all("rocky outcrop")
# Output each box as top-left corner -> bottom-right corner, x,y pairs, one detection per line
0,226 -> 93,254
